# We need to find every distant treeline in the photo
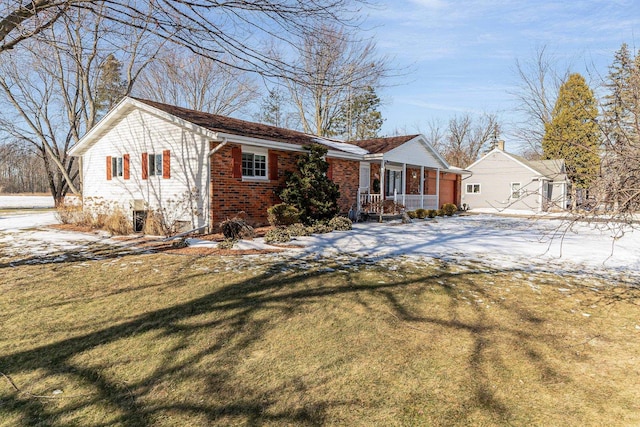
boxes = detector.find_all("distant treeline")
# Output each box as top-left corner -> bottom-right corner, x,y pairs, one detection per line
0,142 -> 49,193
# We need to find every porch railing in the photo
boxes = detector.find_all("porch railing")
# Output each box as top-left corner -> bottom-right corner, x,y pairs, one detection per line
358,190 -> 383,214
357,190 -> 438,214
403,195 -> 438,210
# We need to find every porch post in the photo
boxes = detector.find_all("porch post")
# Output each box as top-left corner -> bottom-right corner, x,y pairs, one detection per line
435,168 -> 440,209
379,160 -> 385,222
420,166 -> 424,209
402,163 -> 406,207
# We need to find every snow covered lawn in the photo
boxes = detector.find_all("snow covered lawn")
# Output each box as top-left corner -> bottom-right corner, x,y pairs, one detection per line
0,211 -> 110,262
0,195 -> 54,209
1,208 -> 638,282
283,215 -> 639,280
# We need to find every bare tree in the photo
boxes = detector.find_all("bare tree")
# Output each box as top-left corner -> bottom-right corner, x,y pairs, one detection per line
420,114 -> 499,168
421,118 -> 447,154
0,140 -> 49,193
511,46 -> 570,157
281,24 -> 389,137
134,50 -> 260,116
0,0 -> 366,79
0,10 -> 158,204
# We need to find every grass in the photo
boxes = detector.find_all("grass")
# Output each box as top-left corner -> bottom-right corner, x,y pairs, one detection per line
0,247 -> 639,426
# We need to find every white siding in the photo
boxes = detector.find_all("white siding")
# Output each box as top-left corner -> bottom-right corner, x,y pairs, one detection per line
384,139 -> 443,168
462,151 -> 541,211
81,108 -> 209,228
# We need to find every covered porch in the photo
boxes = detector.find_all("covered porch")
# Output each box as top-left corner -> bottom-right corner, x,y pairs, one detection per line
345,134 -> 465,218
356,161 -> 462,216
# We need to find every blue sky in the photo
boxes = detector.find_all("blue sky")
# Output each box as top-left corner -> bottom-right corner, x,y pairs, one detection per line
365,0 -> 640,150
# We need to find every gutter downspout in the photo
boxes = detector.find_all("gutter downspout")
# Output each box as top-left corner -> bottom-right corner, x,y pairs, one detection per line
435,168 -> 440,210
206,137 -> 228,232
460,170 -> 474,210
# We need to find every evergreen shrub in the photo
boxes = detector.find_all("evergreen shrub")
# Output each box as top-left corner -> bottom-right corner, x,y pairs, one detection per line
415,208 -> 428,219
267,203 -> 300,226
279,144 -> 340,225
264,228 -> 291,244
310,222 -> 334,234
328,216 -> 352,231
442,203 -> 458,216
287,223 -> 312,237
217,238 -> 235,249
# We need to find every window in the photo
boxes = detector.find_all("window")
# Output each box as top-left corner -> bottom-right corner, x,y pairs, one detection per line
111,157 -> 123,177
385,169 -> 403,196
466,183 -> 481,194
511,182 -> 521,199
149,153 -> 163,176
242,152 -> 267,178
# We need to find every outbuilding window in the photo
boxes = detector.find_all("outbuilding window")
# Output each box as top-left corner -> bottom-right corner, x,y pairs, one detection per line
511,182 -> 521,199
466,183 -> 481,194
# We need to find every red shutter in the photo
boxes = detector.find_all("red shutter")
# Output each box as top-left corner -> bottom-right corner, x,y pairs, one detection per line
162,149 -> 171,179
142,153 -> 148,179
268,152 -> 278,180
123,154 -> 130,180
327,159 -> 333,180
231,146 -> 242,178
106,156 -> 112,180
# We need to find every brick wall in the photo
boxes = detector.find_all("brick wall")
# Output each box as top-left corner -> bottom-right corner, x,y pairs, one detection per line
406,167 -> 421,194
329,158 -> 360,214
210,142 -> 360,228
210,143 -> 298,228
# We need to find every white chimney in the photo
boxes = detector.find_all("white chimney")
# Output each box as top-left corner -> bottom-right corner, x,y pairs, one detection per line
497,140 -> 505,151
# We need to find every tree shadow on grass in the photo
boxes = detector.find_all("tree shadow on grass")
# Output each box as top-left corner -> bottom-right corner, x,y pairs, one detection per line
0,255 -> 610,425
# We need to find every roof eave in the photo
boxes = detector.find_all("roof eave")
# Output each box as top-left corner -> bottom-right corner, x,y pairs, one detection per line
68,97 -> 221,157
217,132 -> 365,160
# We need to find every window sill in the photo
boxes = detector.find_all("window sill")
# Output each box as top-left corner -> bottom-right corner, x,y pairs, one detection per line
242,176 -> 269,182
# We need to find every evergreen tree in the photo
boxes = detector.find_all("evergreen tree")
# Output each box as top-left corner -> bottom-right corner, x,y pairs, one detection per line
602,44 -> 634,143
600,44 -> 640,213
257,89 -> 286,127
335,86 -> 384,140
95,54 -> 127,116
542,73 -> 600,209
279,144 -> 340,224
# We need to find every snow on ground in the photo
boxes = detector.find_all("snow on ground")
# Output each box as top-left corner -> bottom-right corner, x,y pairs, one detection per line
1,205 -> 638,281
0,211 -> 107,261
282,215 -> 640,280
0,195 -> 55,209
187,214 -> 640,281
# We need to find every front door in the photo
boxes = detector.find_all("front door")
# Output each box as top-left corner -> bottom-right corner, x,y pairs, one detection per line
385,168 -> 403,197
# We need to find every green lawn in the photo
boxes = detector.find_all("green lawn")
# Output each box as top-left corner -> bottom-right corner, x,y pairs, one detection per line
0,248 -> 638,426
